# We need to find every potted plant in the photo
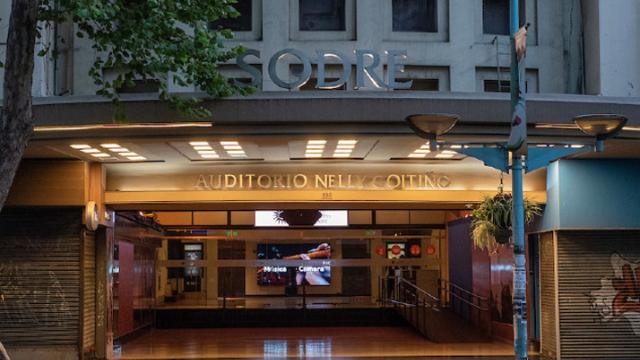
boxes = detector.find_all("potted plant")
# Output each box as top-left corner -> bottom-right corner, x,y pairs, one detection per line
471,193 -> 541,252
274,210 -> 323,226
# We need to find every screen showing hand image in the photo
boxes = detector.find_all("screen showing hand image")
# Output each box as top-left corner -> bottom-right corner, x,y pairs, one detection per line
256,243 -> 331,286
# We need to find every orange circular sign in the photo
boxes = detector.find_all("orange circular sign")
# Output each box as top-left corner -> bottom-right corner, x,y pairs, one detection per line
426,245 -> 437,255
375,245 -> 386,256
409,244 -> 421,256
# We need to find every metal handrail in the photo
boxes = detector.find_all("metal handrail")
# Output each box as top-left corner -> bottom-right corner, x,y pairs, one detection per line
439,279 -> 489,311
397,277 -> 440,303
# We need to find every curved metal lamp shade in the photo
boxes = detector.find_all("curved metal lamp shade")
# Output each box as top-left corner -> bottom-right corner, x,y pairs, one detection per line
573,114 -> 627,140
405,113 -> 460,151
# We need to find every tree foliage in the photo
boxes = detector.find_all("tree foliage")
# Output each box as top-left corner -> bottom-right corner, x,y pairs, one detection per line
37,0 -> 251,119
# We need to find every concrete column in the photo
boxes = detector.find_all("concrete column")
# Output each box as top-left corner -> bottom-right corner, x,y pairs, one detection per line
261,0 -> 290,91
448,0 -> 476,91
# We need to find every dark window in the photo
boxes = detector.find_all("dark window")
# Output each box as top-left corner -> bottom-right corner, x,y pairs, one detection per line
395,78 -> 439,91
483,0 -> 525,35
211,0 -> 252,32
218,240 -> 246,260
342,267 -> 371,296
117,79 -> 160,94
342,241 -> 370,258
299,0 -> 346,31
392,0 -> 437,32
483,0 -> 509,35
484,79 -> 529,93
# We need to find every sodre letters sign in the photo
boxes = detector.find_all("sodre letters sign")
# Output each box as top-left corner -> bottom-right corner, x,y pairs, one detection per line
235,48 -> 412,90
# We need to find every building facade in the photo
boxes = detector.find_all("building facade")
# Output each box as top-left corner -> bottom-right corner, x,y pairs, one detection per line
1,1 -> 640,359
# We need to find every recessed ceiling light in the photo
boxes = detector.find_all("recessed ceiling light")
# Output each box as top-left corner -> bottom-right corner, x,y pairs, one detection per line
305,153 -> 322,158
101,143 -> 121,148
435,154 -> 455,158
450,145 -> 462,149
81,148 -> 100,153
333,153 -> 351,157
338,140 -> 357,145
110,148 -> 130,153
336,145 -> 355,150
91,153 -> 111,158
420,144 -> 430,149
198,150 -> 218,155
334,149 -> 353,153
306,144 -> 325,149
190,141 -> 209,146
70,144 -> 91,149
306,149 -> 324,153
308,140 -> 327,145
226,150 -> 246,154
223,145 -> 242,150
414,149 -> 430,154
408,153 -> 427,158
121,152 -> 138,156
442,150 -> 456,154
127,156 -> 147,161
193,146 -> 213,151
220,141 -> 239,146
571,144 -> 585,148
201,154 -> 220,159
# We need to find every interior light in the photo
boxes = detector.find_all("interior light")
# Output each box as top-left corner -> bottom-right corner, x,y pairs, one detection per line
189,141 -> 210,146
91,153 -> 111,158
121,152 -> 138,156
198,150 -> 218,155
571,144 -> 585,148
333,153 -> 351,157
220,141 -> 239,146
127,156 -> 147,161
336,145 -> 355,149
334,149 -> 353,153
308,140 -> 327,145
100,143 -> 120,148
450,145 -> 462,149
408,153 -> 427,158
226,150 -> 246,154
201,154 -> 220,159
193,146 -> 213,151
414,149 -> 431,154
305,153 -> 322,158
306,149 -> 324,153
338,140 -> 358,145
306,144 -> 325,149
110,148 -> 130,153
70,144 -> 91,149
81,148 -> 100,153
435,153 -> 455,159
223,145 -> 243,150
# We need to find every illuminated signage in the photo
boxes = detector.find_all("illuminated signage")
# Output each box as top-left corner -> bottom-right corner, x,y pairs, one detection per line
235,48 -> 412,90
195,172 -> 451,191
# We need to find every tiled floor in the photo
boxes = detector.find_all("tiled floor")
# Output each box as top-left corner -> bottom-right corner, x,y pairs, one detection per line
116,327 -> 533,359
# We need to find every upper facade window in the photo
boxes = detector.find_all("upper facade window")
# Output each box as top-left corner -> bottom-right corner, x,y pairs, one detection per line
482,0 -> 510,35
290,0 -> 356,40
212,0 -> 253,32
392,0 -> 438,33
299,0 -> 346,31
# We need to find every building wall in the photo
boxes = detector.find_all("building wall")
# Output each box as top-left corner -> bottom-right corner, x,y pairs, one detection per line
583,0 -> 640,97
539,159 -> 640,231
0,0 -> 600,98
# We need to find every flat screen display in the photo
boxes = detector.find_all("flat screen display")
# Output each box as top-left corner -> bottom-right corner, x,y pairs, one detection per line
255,210 -> 348,227
386,239 -> 422,259
256,243 -> 331,286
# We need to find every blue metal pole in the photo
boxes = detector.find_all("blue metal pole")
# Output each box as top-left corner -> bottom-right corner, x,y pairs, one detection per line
512,156 -> 528,360
510,1 -> 528,359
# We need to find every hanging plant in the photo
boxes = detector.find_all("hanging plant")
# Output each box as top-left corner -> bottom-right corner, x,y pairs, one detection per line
471,193 -> 541,252
274,210 -> 323,226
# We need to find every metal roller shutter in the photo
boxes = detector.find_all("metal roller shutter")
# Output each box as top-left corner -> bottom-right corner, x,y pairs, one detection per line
556,231 -> 640,359
539,232 -> 557,359
82,230 -> 96,353
0,208 -> 82,346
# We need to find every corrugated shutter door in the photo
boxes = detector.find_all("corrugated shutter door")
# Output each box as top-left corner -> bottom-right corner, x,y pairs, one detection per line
0,208 -> 82,346
539,232 -> 557,359
557,231 -> 640,359
82,230 -> 96,352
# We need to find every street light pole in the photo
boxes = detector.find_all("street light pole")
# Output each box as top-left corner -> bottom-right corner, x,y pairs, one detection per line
509,0 -> 528,359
